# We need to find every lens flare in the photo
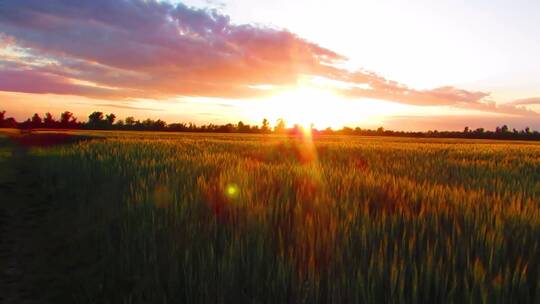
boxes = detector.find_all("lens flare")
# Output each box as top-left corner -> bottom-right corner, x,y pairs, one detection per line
225,183 -> 239,198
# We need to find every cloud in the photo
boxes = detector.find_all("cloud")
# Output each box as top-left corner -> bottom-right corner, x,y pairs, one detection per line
0,0 -> 538,117
0,69 -> 128,98
0,0 -> 344,98
94,103 -> 164,112
507,97 -> 540,105
0,33 -> 14,49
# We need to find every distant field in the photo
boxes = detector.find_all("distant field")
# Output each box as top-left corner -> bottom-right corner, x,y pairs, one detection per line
1,130 -> 539,303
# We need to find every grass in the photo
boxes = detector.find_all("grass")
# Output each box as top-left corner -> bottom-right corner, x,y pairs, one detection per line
4,130 -> 540,303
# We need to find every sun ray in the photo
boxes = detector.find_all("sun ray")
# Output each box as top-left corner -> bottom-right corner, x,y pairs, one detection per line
242,85 -> 411,130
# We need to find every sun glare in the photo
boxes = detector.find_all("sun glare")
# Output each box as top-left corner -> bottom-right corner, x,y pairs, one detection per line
247,87 -> 353,129
243,86 -> 406,130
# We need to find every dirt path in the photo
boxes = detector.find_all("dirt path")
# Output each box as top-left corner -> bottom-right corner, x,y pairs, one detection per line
0,142 -> 51,303
0,131 -> 101,303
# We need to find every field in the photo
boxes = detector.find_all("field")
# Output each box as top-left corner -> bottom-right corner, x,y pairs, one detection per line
1,130 -> 539,303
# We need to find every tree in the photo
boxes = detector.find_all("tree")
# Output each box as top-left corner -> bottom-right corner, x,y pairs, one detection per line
0,111 -> 17,129
274,118 -> 286,133
501,125 -> 509,133
88,111 -> 104,129
223,123 -> 234,133
168,122 -> 187,131
20,119 -> 32,130
89,111 -> 103,122
125,116 -> 135,126
342,126 -> 353,134
43,112 -> 56,128
2,117 -> 17,128
60,111 -> 77,128
142,118 -> 154,130
261,118 -> 270,133
237,121 -> 250,132
154,119 -> 166,130
31,113 -> 42,128
105,113 -> 116,126
0,110 -> 7,128
463,126 -> 470,133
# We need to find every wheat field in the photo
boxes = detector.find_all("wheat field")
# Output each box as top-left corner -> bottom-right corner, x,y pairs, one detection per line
4,131 -> 539,303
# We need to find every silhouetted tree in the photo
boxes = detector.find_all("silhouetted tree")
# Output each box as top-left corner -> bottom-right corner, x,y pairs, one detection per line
43,112 -> 56,128
31,113 -> 42,128
261,118 -> 270,133
0,110 -> 17,129
88,111 -> 103,122
340,126 -> 352,134
152,119 -> 166,130
5,108 -> 540,141
19,119 -> 32,130
219,123 -> 234,133
142,118 -> 154,130
237,121 -> 251,132
88,111 -> 105,129
125,116 -> 135,126
3,117 -> 17,128
168,122 -> 187,131
60,111 -> 77,128
105,113 -> 116,126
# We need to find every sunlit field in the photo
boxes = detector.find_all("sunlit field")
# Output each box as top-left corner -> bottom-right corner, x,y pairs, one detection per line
2,130 -> 540,303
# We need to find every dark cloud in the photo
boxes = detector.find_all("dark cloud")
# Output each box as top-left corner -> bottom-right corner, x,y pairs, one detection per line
0,0 -> 538,117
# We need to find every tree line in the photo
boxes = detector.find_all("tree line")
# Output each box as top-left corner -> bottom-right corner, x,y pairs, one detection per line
1,109 -> 540,140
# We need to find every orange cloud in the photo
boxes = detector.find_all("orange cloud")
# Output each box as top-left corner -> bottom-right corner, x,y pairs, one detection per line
507,97 -> 540,106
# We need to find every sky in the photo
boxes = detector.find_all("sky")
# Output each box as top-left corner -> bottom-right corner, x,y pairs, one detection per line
1,0 -> 540,130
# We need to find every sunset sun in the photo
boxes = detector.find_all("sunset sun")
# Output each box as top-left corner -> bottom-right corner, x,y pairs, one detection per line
244,86 -> 367,129
241,85 -> 412,130
270,87 -> 340,128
